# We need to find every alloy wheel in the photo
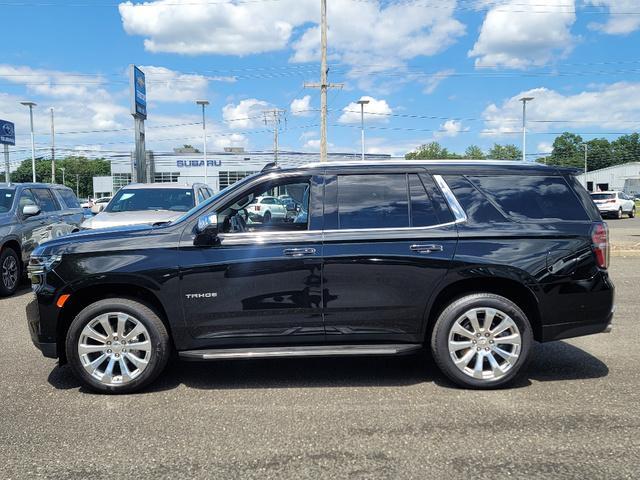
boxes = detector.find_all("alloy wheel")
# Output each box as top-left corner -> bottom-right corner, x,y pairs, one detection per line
447,307 -> 522,381
78,312 -> 152,386
2,255 -> 18,290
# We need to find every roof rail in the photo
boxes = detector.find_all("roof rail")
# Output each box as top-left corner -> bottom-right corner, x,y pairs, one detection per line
261,162 -> 279,172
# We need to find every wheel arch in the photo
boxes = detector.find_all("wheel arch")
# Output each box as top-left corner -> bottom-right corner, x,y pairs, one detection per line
56,283 -> 173,363
424,276 -> 542,342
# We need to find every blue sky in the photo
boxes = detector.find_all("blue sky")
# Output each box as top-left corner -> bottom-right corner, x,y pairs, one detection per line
2,0 -> 640,163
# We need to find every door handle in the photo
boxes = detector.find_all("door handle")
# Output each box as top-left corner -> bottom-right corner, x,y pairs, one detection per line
410,244 -> 444,254
283,247 -> 317,257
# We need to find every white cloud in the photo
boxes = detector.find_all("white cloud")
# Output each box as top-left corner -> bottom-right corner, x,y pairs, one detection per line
118,0 -> 464,76
469,0 -> 576,69
537,142 -> 553,154
585,1 -> 640,35
338,96 -> 392,124
303,139 -> 334,151
435,119 -> 468,138
290,95 -> 313,117
222,98 -> 269,129
481,82 -> 640,136
422,69 -> 455,95
140,65 -> 210,103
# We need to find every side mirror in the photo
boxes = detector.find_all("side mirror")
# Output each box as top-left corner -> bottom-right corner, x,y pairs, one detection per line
22,204 -> 41,217
194,212 -> 220,246
91,204 -> 105,214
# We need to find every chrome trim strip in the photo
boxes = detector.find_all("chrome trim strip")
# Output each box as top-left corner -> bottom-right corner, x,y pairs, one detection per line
432,174 -> 467,224
219,230 -> 322,246
179,344 -> 422,360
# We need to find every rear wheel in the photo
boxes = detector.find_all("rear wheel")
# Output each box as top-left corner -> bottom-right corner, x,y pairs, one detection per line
430,293 -> 533,389
0,248 -> 20,296
263,211 -> 272,224
617,207 -> 623,219
629,206 -> 636,218
66,298 -> 170,394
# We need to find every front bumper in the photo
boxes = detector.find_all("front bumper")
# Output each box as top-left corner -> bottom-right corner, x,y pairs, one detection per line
26,294 -> 58,358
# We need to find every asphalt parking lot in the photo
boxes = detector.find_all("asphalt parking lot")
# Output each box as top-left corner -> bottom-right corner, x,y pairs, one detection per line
606,215 -> 640,251
1,258 -> 639,479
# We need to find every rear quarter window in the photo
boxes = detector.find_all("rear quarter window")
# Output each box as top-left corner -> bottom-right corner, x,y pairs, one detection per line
468,175 -> 589,222
443,176 -> 506,224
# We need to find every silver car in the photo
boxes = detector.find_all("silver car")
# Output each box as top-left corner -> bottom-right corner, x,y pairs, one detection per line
0,183 -> 84,295
81,183 -> 214,230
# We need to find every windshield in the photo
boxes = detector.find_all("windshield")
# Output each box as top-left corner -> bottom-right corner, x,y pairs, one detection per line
106,188 -> 195,213
591,193 -> 615,200
0,189 -> 15,213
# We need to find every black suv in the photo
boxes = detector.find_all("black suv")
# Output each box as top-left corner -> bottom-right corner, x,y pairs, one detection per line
26,161 -> 614,393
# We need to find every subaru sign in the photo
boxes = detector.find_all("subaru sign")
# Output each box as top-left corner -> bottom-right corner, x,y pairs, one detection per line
130,65 -> 147,119
0,120 -> 15,146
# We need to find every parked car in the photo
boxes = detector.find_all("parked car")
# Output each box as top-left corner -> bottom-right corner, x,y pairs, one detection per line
590,191 -> 635,219
0,183 -> 83,296
27,161 -> 614,394
81,183 -> 213,229
277,194 -> 297,211
245,195 -> 288,223
89,196 -> 112,214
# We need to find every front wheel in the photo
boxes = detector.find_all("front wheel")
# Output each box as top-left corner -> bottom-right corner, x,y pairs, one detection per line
430,293 -> 533,389
66,298 -> 171,394
0,248 -> 20,296
629,207 -> 636,218
617,207 -> 623,219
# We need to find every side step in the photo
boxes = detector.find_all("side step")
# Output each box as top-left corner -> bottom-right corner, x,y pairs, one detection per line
179,344 -> 422,361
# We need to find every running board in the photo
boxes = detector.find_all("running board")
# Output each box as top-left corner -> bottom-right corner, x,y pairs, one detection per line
179,344 -> 422,361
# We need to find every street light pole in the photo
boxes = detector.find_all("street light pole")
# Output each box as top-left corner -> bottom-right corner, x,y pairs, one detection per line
357,99 -> 370,161
50,107 -> 55,183
21,101 -> 37,182
519,97 -> 534,162
61,167 -> 65,185
583,143 -> 588,188
196,100 -> 209,186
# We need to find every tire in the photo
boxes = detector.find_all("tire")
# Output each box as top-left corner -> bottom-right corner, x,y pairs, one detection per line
629,207 -> 635,218
430,293 -> 533,389
66,298 -> 171,394
263,211 -> 272,224
617,207 -> 623,219
0,247 -> 21,296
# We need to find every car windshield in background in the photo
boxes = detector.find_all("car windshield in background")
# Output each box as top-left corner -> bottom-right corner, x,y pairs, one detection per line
591,193 -> 615,200
0,189 -> 15,213
106,188 -> 195,213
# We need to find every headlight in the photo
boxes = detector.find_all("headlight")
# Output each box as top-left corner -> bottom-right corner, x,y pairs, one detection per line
27,254 -> 63,279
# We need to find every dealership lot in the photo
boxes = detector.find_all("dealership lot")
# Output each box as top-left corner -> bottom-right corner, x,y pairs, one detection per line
0,258 -> 638,479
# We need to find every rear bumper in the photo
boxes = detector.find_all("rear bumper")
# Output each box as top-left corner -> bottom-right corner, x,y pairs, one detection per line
541,304 -> 614,342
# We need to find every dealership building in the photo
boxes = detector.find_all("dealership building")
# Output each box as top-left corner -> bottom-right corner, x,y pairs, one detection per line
576,162 -> 640,195
92,148 -> 392,197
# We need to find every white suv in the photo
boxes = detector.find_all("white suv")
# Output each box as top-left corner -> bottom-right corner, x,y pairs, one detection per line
591,191 -> 636,219
245,196 -> 288,223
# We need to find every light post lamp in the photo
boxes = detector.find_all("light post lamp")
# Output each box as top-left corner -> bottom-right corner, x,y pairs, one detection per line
20,101 -> 37,182
357,99 -> 370,161
196,100 -> 209,185
519,96 -> 534,162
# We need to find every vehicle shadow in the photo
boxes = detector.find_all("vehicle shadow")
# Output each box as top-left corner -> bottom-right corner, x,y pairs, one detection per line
47,341 -> 608,394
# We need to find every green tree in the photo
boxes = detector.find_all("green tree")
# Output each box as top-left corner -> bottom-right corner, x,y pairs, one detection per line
611,133 -> 640,166
405,142 -> 461,160
487,143 -> 522,160
585,138 -> 612,172
547,132 -> 584,168
464,145 -> 485,159
11,156 -> 110,198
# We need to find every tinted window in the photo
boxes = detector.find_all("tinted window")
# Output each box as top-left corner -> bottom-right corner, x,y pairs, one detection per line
18,189 -> 36,210
469,175 -> 589,222
106,188 -> 195,213
197,189 -> 206,203
32,189 -> 59,212
444,176 -> 506,224
409,174 -> 439,227
0,189 -> 15,213
56,189 -> 80,209
338,174 -> 408,229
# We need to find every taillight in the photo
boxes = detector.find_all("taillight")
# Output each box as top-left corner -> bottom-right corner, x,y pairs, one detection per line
591,222 -> 609,269
606,199 -> 616,204
255,205 -> 260,211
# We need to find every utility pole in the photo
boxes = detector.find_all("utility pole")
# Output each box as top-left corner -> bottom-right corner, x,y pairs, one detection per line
263,109 -> 286,165
304,0 -> 343,162
76,173 -> 79,197
583,143 -> 588,189
50,107 -> 55,183
61,167 -> 65,185
196,100 -> 209,185
519,96 -> 534,162
20,101 -> 37,182
357,99 -> 370,161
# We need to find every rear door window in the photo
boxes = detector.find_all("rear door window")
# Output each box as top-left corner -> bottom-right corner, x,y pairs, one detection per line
468,175 -> 589,222
337,174 -> 409,229
56,189 -> 81,209
32,188 -> 59,212
409,174 -> 439,227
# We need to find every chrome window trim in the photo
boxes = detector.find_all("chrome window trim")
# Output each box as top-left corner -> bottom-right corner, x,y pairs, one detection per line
432,174 -> 467,224
219,230 -> 322,246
